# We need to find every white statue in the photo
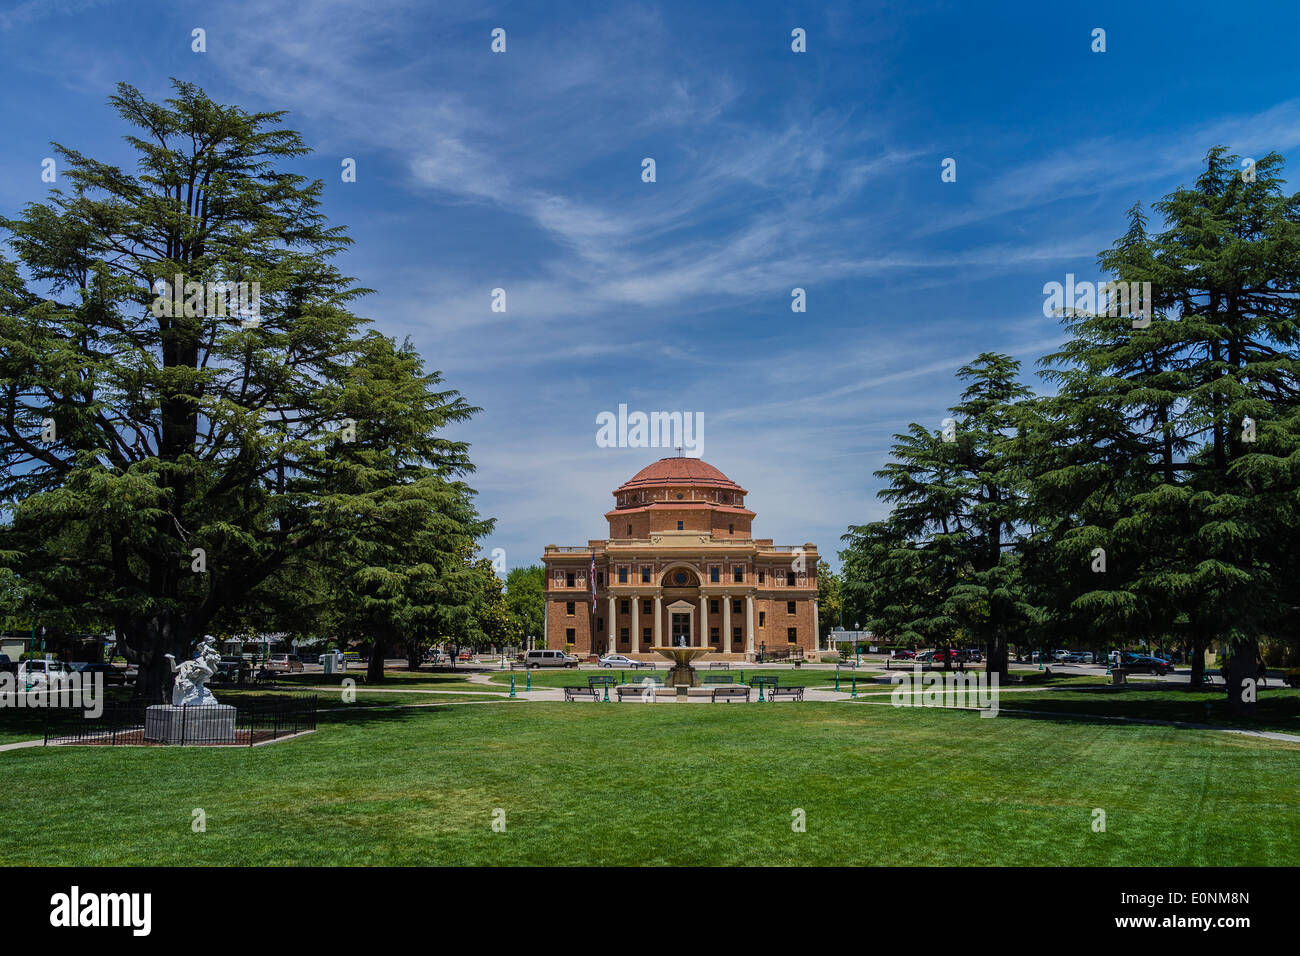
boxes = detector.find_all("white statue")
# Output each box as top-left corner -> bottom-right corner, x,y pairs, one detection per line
164,639 -> 222,707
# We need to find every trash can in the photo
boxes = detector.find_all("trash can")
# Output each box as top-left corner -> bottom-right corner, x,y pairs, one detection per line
322,654 -> 336,675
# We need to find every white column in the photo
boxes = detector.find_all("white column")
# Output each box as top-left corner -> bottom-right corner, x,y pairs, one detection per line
722,593 -> 731,652
746,595 -> 755,656
699,598 -> 707,648
632,594 -> 640,654
607,596 -> 616,655
654,594 -> 662,646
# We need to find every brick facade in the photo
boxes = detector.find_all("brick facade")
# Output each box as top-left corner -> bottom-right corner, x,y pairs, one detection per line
542,457 -> 820,661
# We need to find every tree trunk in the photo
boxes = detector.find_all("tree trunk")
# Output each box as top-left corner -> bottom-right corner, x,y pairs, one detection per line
127,612 -> 194,703
1188,640 -> 1205,688
1224,639 -> 1258,715
367,629 -> 387,683
986,629 -> 1009,681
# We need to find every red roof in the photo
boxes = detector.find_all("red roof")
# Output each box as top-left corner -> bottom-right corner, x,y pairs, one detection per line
614,457 -> 747,495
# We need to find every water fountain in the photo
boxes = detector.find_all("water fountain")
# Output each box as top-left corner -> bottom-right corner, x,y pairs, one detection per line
651,645 -> 711,689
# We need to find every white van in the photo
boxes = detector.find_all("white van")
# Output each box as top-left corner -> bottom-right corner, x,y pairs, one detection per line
525,649 -> 578,669
16,660 -> 70,685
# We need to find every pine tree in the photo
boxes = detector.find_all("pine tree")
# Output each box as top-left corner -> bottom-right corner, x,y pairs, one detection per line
1035,148 -> 1300,712
843,354 -> 1032,677
0,81 -> 489,698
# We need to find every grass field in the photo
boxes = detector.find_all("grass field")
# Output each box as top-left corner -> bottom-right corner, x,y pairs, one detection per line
986,686 -> 1300,737
269,670 -> 498,694
3,695 -> 1297,866
485,665 -> 884,689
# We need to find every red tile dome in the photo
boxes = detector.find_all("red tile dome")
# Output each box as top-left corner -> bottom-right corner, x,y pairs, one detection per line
614,457 -> 747,495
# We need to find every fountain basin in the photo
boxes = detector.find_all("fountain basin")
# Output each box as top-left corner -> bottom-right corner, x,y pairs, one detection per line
651,646 -> 711,687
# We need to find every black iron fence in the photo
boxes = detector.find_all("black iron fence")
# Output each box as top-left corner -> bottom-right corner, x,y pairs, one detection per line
41,695 -> 317,747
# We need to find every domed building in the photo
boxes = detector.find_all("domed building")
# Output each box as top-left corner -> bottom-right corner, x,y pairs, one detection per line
542,457 -> 821,661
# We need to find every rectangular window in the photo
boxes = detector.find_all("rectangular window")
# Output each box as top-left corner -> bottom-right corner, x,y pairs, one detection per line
733,627 -> 742,644
787,627 -> 797,643
787,601 -> 796,615
786,571 -> 796,586
643,627 -> 652,641
758,571 -> 765,584
710,599 -> 719,614
597,572 -> 604,586
620,627 -> 628,642
709,627 -> 719,643
627,524 -> 632,536
759,611 -> 766,627
620,599 -> 630,614
733,566 -> 743,583
566,601 -> 575,616
676,520 -> 684,530
618,567 -> 628,584
641,567 -> 651,583
728,523 -> 734,534
710,567 -> 720,583
733,599 -> 742,615
565,628 -> 575,642
597,617 -> 604,632
566,572 -> 576,588
642,599 -> 652,615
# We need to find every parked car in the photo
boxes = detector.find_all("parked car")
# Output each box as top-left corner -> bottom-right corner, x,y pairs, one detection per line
214,657 -> 251,682
599,654 -> 646,668
1065,651 -> 1092,664
68,661 -> 128,685
891,649 -> 916,660
525,649 -> 578,668
264,654 -> 304,673
1120,654 -> 1174,676
16,659 -> 70,685
964,649 -> 983,663
0,653 -> 16,675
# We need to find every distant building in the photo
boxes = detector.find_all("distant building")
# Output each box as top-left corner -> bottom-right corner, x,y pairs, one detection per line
542,457 -> 820,661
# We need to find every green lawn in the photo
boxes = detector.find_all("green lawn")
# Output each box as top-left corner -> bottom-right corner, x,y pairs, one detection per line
266,670 -> 498,693
215,689 -> 506,709
4,698 -> 1297,865
487,666 -> 883,690
988,686 -> 1300,738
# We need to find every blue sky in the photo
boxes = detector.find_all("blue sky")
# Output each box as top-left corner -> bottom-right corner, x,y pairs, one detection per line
4,0 -> 1300,574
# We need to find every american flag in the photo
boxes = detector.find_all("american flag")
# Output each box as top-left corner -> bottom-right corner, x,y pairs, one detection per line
590,551 -> 597,615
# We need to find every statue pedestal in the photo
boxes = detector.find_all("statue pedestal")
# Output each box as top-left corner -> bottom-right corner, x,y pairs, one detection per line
144,704 -> 236,744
